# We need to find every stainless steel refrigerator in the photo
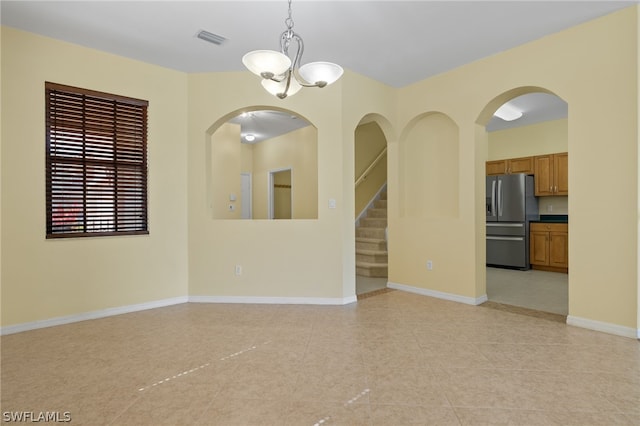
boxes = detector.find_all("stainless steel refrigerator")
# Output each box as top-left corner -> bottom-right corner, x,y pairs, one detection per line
486,174 -> 538,269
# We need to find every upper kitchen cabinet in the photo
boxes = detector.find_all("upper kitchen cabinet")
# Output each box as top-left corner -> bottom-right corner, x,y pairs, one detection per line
486,156 -> 534,175
534,152 -> 568,196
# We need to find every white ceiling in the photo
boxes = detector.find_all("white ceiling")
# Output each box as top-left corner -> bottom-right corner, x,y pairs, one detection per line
1,0 -> 633,135
229,110 -> 311,144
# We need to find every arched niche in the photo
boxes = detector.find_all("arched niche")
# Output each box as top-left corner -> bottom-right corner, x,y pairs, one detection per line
206,107 -> 318,220
398,112 -> 460,219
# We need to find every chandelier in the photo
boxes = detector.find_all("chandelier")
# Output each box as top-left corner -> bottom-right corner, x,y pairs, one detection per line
242,0 -> 343,99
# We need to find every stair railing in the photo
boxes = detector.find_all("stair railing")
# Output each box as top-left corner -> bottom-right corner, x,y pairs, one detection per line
355,147 -> 387,188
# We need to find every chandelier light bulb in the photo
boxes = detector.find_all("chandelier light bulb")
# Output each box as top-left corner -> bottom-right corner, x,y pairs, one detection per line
298,62 -> 343,86
261,77 -> 302,99
242,50 -> 291,78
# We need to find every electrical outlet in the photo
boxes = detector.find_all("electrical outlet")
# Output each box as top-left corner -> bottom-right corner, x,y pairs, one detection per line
235,264 -> 242,275
427,260 -> 433,270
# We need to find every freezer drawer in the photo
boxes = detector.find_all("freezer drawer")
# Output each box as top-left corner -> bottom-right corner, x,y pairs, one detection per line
486,222 -> 526,237
487,235 -> 528,269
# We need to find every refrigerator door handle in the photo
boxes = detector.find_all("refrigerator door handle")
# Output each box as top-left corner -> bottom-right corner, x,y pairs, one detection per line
487,236 -> 524,241
497,178 -> 503,217
491,180 -> 496,216
486,223 -> 524,227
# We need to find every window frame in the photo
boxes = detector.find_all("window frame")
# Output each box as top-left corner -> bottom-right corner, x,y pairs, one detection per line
45,82 -> 149,239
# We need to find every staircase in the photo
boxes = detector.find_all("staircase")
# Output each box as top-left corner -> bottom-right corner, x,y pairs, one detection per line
356,191 -> 388,278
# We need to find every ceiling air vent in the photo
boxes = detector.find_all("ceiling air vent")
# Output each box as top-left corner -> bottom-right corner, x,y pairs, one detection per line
196,30 -> 227,46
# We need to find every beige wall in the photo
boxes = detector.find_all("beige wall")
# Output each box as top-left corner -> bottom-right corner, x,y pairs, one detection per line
211,122 -> 243,219
1,27 -> 189,326
488,119 -> 568,159
489,119 -> 569,214
2,5 -> 638,336
188,71 -> 350,300
392,6 -> 638,332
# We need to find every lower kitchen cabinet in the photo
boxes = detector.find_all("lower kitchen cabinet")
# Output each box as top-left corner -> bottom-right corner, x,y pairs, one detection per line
530,222 -> 568,273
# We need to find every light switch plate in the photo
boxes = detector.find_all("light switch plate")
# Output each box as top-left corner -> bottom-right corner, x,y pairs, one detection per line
328,199 -> 337,209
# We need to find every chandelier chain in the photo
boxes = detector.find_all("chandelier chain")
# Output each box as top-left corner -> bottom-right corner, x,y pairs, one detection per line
285,0 -> 294,30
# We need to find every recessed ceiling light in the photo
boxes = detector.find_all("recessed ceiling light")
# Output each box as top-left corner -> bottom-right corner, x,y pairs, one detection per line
494,104 -> 523,121
196,30 -> 227,46
245,134 -> 256,142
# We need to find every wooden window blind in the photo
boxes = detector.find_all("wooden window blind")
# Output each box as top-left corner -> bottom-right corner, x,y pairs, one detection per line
45,82 -> 149,238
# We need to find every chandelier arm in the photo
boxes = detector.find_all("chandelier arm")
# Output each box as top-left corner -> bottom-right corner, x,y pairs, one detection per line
281,70 -> 293,97
288,32 -> 323,88
293,74 -> 325,88
267,74 -> 287,83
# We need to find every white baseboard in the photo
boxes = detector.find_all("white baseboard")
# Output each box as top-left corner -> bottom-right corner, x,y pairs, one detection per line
189,295 -> 357,305
387,281 -> 488,306
566,315 -> 638,339
0,296 -> 188,336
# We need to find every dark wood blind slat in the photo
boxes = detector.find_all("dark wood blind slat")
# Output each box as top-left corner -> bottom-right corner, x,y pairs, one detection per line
46,82 -> 148,238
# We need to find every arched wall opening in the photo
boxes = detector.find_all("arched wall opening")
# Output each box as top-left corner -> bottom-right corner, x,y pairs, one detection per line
353,113 -> 394,293
354,116 -> 389,219
476,86 -> 569,316
205,106 -> 318,220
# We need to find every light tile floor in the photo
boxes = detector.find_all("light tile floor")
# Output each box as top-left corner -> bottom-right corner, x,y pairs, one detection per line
356,276 -> 388,296
2,291 -> 639,425
486,267 -> 568,315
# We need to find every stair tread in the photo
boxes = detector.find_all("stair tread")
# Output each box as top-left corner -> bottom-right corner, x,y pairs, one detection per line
356,261 -> 389,267
356,188 -> 387,278
356,249 -> 388,255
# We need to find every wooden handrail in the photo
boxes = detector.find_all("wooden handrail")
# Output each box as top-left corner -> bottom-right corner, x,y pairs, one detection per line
355,147 -> 387,188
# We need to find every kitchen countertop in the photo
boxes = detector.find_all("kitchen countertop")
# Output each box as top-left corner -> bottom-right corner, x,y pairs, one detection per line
531,214 -> 568,223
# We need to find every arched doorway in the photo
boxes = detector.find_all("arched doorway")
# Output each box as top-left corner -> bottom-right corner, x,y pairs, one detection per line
478,88 -> 569,316
354,115 -> 391,296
